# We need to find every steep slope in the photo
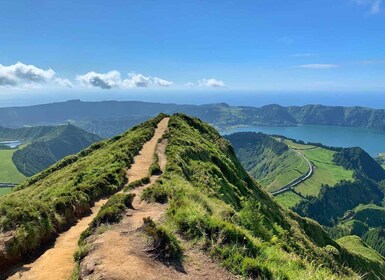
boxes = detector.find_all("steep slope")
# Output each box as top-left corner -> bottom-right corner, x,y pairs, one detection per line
7,117 -> 170,280
2,114 -> 384,279
76,114 -> 384,279
0,114 -> 165,273
12,124 -> 102,176
225,132 -> 309,192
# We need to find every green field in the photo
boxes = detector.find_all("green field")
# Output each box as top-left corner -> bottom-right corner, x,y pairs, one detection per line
275,190 -> 304,208
0,149 -> 27,184
0,187 -> 13,196
337,235 -> 385,265
259,149 -> 309,192
284,140 -> 354,197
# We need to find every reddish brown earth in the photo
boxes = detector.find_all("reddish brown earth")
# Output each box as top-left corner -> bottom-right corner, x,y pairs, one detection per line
7,118 -> 170,280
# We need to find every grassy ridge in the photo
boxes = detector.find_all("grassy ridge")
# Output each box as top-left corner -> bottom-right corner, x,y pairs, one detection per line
0,149 -> 27,184
139,114 -> 383,279
0,114 -> 166,270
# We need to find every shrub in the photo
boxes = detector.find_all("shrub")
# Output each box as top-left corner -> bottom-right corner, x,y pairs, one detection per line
142,217 -> 182,259
123,176 -> 150,192
90,193 -> 135,228
241,257 -> 273,279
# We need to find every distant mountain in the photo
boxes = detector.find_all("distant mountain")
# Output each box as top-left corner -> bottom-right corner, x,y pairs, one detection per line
0,124 -> 101,177
1,100 -> 385,137
13,124 -> 101,176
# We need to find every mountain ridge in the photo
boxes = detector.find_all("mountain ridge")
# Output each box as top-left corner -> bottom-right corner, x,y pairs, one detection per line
1,100 -> 385,137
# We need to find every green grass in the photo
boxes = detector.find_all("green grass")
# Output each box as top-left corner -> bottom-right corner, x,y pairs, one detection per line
337,235 -> 385,265
0,114 -> 166,269
0,187 -> 13,196
138,114 -> 382,279
260,149 -> 308,192
227,133 -> 309,192
284,140 -> 354,197
275,191 -> 304,208
0,149 -> 27,184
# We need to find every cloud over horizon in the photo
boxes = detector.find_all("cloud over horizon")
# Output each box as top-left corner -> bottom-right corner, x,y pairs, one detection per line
296,64 -> 339,69
197,78 -> 226,87
0,62 -> 72,88
77,70 -> 173,89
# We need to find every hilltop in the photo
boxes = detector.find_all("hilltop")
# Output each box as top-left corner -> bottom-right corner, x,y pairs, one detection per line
1,114 -> 384,279
2,100 -> 385,137
0,124 -> 101,187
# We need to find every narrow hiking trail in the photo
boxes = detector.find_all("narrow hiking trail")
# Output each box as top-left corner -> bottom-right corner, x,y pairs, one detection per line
7,117 -> 170,280
78,121 -> 236,280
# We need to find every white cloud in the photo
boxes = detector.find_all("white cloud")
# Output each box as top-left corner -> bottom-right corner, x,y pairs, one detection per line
77,70 -> 173,89
354,0 -> 382,14
198,78 -> 226,88
296,64 -> 339,69
291,53 -> 318,57
0,62 -> 72,88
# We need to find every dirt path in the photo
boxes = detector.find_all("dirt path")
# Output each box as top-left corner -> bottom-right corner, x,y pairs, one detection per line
7,117 -> 170,280
79,126 -> 236,280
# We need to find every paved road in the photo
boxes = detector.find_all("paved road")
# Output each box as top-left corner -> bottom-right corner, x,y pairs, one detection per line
270,149 -> 313,196
0,183 -> 17,187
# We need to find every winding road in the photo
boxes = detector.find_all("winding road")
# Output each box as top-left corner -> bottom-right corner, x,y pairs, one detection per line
270,149 -> 314,196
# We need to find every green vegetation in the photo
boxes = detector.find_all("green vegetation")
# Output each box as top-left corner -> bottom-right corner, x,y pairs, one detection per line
0,149 -> 27,184
225,132 -> 308,192
284,140 -> 354,197
123,176 -> 150,192
139,114 -> 383,279
275,191 -> 304,208
334,147 -> 385,181
142,217 -> 182,259
337,235 -> 385,265
12,124 -> 101,176
0,187 -> 13,196
0,114 -> 165,270
79,193 -> 135,243
5,100 -> 385,137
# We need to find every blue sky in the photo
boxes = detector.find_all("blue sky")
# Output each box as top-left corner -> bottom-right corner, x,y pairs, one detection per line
0,0 -> 384,95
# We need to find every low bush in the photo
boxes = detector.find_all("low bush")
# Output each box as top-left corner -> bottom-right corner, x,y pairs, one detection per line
91,193 -> 135,228
123,176 -> 150,192
142,217 -> 182,259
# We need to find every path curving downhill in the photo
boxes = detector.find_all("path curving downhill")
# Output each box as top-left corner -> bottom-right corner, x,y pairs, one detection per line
7,117 -> 170,280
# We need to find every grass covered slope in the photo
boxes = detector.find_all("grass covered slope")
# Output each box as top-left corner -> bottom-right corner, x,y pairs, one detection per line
12,124 -> 101,176
0,149 -> 26,184
337,235 -> 385,265
140,114 -> 384,279
0,114 -> 165,271
225,132 -> 308,192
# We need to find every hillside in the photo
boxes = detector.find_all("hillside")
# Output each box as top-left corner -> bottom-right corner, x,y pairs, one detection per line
12,124 -> 101,176
74,115 -> 385,279
224,132 -> 309,192
2,114 -> 385,279
0,115 -> 165,273
2,100 -> 385,137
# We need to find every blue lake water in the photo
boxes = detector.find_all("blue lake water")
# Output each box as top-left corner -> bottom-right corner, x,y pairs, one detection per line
222,125 -> 385,157
0,141 -> 21,148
